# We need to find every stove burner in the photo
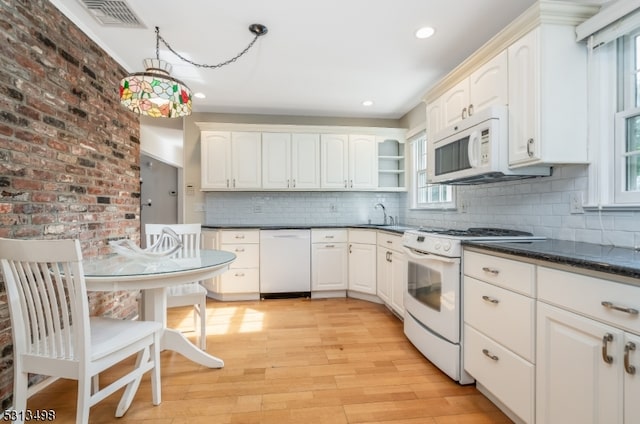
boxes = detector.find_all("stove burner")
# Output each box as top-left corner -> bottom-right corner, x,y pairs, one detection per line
417,227 -> 534,237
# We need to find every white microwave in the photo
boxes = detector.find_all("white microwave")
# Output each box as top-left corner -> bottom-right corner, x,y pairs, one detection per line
427,105 -> 550,185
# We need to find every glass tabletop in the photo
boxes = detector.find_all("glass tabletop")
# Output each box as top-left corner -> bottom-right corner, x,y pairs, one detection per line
82,249 -> 236,278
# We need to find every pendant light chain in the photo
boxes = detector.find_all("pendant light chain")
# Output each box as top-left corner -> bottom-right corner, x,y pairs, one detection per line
155,26 -> 263,70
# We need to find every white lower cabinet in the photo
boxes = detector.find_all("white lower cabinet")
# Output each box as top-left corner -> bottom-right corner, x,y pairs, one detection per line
536,266 -> 640,424
376,232 -> 407,316
311,229 -> 348,296
347,229 -> 377,295
212,229 -> 260,301
463,250 -> 536,423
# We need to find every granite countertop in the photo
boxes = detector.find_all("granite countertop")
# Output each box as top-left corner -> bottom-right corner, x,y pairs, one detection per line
464,239 -> 640,281
202,224 -> 416,234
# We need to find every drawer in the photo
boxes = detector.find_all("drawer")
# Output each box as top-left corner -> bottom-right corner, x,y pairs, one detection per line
464,277 -> 535,362
220,243 -> 259,268
538,266 -> 640,335
377,232 -> 402,251
219,268 -> 260,293
220,229 -> 260,244
312,228 -> 347,243
464,324 -> 534,424
348,229 -> 377,244
464,250 -> 535,296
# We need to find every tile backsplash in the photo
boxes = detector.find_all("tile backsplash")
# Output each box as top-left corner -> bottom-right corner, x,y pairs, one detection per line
204,165 -> 640,248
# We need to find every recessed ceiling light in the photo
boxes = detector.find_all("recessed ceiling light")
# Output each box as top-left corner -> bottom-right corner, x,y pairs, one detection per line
415,26 -> 435,39
194,92 -> 206,99
362,100 -> 374,107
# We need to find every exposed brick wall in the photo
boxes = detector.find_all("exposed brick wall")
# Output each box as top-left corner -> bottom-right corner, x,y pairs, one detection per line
0,0 -> 142,409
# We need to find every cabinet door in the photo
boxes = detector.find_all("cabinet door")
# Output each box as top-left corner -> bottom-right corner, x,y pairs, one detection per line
469,50 -> 508,115
262,132 -> 291,189
625,332 -> 640,424
426,99 -> 443,142
508,29 -> 540,166
442,79 -> 470,128
201,131 -> 232,189
292,133 -> 320,189
231,132 -> 262,189
376,248 -> 391,303
348,242 -> 376,294
389,250 -> 407,316
348,135 -> 377,189
321,134 -> 348,189
312,243 -> 348,291
537,302 -> 623,424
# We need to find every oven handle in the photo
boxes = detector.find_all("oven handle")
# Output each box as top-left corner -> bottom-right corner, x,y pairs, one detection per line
403,247 -> 458,264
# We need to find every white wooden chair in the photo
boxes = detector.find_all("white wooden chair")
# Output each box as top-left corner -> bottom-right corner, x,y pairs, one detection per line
145,223 -> 208,350
0,238 -> 161,424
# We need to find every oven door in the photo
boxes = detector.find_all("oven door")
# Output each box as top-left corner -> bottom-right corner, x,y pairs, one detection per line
403,247 -> 461,343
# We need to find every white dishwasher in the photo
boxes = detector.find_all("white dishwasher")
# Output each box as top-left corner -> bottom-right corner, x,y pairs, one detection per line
259,229 -> 311,297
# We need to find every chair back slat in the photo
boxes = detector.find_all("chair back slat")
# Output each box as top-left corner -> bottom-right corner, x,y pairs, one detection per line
145,224 -> 201,258
0,239 -> 89,362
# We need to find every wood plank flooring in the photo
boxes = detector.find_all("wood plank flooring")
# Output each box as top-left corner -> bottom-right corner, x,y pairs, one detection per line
26,298 -> 512,423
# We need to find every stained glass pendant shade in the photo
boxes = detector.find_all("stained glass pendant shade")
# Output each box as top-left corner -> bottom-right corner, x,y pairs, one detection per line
120,58 -> 192,118
119,25 -> 267,119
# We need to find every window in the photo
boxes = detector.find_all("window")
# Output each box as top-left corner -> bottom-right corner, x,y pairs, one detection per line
581,5 -> 640,206
411,131 -> 454,209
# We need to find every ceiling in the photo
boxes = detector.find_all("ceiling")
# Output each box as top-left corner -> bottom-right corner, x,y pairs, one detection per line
51,0 -> 592,120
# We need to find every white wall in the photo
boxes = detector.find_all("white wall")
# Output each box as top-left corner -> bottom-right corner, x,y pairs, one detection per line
140,117 -> 184,168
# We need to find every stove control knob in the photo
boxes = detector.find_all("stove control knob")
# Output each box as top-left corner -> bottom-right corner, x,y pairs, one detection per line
443,241 -> 452,251
434,242 -> 441,250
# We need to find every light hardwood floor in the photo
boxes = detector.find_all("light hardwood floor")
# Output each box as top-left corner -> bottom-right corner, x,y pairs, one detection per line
27,298 -> 512,423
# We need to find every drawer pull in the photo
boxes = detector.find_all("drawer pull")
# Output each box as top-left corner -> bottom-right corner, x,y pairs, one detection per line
601,301 -> 639,315
625,342 -> 637,375
235,247 -> 245,252
482,349 -> 499,361
235,272 -> 245,277
325,235 -> 335,239
482,267 -> 500,275
482,295 -> 500,304
602,333 -> 614,364
235,235 -> 245,239
325,244 -> 335,248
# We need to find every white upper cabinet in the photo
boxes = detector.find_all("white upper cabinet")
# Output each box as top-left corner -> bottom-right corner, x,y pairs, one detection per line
508,26 -> 589,167
428,51 -> 507,142
262,132 -> 320,189
198,123 -> 402,191
201,131 -> 261,190
321,134 -> 377,190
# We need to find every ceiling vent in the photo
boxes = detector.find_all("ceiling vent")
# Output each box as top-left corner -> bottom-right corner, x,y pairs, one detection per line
78,0 -> 145,27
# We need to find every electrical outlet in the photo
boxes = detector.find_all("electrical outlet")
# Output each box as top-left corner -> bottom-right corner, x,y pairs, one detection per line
330,204 -> 337,213
459,199 -> 468,213
570,192 -> 584,214
253,205 -> 262,213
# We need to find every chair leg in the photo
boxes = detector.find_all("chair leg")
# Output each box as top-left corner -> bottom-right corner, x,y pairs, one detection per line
151,331 -> 161,405
76,374 -> 91,424
199,298 -> 207,350
115,347 -> 149,417
12,368 -> 28,424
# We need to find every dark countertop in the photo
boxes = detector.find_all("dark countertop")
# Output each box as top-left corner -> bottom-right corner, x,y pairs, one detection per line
464,239 -> 640,282
202,224 -> 416,234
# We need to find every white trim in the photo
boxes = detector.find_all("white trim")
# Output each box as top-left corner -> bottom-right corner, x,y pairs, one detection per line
576,0 -> 640,42
195,122 -> 406,137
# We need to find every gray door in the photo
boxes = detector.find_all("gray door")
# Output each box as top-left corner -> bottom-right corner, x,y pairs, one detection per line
140,154 -> 178,246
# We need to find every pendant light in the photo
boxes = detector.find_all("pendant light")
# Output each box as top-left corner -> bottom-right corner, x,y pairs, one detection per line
120,24 -> 268,118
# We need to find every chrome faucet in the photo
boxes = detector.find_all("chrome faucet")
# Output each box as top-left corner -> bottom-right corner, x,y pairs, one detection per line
374,203 -> 388,225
